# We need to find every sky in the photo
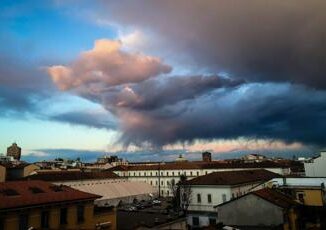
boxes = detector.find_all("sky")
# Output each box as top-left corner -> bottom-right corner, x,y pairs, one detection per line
0,0 -> 325,162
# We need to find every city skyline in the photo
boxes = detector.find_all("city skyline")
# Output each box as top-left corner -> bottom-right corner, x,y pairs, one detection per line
1,0 -> 326,161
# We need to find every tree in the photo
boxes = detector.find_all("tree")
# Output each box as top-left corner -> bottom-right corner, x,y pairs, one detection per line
169,174 -> 192,215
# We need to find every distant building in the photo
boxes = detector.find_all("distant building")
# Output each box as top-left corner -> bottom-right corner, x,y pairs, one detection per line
304,150 -> 326,177
0,154 -> 14,163
241,153 -> 267,162
216,188 -> 299,230
4,163 -> 40,181
6,143 -> 21,160
183,169 -> 280,228
175,154 -> 187,162
110,161 -> 291,197
0,180 -> 116,230
202,152 -> 212,162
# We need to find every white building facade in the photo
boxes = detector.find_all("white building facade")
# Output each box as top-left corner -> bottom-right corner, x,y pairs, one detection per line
304,151 -> 326,177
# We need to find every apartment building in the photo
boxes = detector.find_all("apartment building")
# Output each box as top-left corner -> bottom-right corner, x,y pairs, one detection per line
0,180 -> 116,229
184,169 -> 280,228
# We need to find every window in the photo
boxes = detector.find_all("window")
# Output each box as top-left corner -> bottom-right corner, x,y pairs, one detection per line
161,181 -> 163,185
155,181 -> 158,185
150,181 -> 152,185
156,172 -> 158,176
197,171 -> 199,176
207,194 -> 212,203
60,208 -> 68,225
167,172 -> 169,176
205,171 -> 208,175
222,194 -> 227,203
209,218 -> 216,226
134,172 -> 135,176
161,190 -> 164,195
144,172 -> 146,176
77,205 -> 85,223
172,172 -> 174,176
232,193 -> 235,199
197,194 -> 201,203
41,211 -> 50,228
167,190 -> 169,196
190,171 -> 193,176
150,172 -> 152,176
192,217 -> 199,226
161,172 -> 163,176
297,192 -> 305,203
178,172 -> 181,176
19,214 -> 28,230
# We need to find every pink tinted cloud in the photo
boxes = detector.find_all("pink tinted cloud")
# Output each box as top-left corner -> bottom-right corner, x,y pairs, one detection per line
48,39 -> 171,90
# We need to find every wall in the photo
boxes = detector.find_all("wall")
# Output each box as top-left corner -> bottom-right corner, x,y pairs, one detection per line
304,151 -> 326,177
0,165 -> 5,182
217,194 -> 284,227
2,201 -> 116,230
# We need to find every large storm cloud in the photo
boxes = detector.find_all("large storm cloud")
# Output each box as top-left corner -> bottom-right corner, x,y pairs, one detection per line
98,0 -> 326,89
48,37 -> 326,148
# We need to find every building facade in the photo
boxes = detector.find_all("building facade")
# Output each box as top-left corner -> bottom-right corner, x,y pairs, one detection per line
0,180 -> 116,230
184,169 -> 280,228
111,161 -> 290,198
304,151 -> 326,177
216,188 -> 299,230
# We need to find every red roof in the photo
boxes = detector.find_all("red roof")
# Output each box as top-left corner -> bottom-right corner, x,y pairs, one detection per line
185,169 -> 279,186
253,188 -> 298,208
26,170 -> 119,182
0,180 -> 101,211
110,161 -> 287,171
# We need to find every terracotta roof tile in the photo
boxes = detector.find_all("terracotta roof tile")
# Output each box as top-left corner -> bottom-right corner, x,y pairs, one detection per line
185,169 -> 279,185
0,180 -> 101,211
26,170 -> 119,182
253,188 -> 298,208
110,161 -> 287,171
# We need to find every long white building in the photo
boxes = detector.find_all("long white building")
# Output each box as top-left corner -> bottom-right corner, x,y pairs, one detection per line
110,160 -> 291,197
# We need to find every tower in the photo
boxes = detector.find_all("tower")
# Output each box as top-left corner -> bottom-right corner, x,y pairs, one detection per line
7,143 -> 21,160
202,151 -> 212,162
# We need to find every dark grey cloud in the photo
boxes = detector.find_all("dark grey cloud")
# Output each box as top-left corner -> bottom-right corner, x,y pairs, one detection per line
118,83 -> 326,147
99,0 -> 326,89
50,110 -> 117,130
101,75 -> 244,110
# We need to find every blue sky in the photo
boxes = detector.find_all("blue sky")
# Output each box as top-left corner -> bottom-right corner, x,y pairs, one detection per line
0,1 -> 325,162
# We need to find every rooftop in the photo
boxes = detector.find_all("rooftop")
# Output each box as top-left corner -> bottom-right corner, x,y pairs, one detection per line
0,180 -> 101,211
253,188 -> 298,208
185,169 -> 280,186
26,170 -> 119,182
110,161 -> 287,171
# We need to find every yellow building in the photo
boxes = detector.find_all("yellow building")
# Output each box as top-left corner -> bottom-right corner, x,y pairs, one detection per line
0,165 -> 5,182
0,180 -> 116,230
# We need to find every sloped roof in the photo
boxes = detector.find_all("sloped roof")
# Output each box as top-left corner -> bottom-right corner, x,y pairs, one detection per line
185,169 -> 279,186
215,188 -> 298,209
0,180 -> 100,211
26,170 -> 119,182
110,161 -> 287,171
253,188 -> 298,208
69,181 -> 156,202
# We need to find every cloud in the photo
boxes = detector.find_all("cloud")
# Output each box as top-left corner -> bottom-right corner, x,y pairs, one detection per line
117,83 -> 326,147
50,109 -> 117,130
98,0 -> 326,89
0,55 -> 53,117
48,39 -> 172,90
